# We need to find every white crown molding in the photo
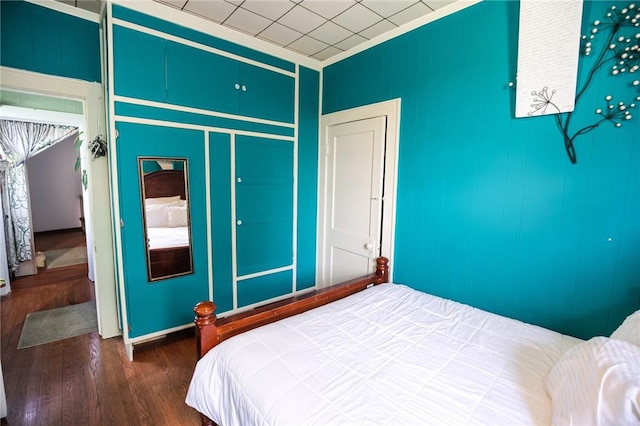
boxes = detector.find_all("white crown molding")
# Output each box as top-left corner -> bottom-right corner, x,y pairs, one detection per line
24,0 -> 100,23
109,0 -> 323,71
321,0 -> 483,68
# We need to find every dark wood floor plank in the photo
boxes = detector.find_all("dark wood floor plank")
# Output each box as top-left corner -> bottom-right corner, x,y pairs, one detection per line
1,231 -> 201,426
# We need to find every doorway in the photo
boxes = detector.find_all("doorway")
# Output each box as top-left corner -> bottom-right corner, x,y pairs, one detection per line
0,66 -> 119,338
317,99 -> 401,288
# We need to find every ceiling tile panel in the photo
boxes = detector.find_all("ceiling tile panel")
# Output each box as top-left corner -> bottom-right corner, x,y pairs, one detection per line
240,0 -> 295,21
388,2 -> 432,26
309,21 -> 353,46
288,34 -> 329,55
359,19 -> 398,40
155,0 -> 188,10
423,0 -> 456,10
182,0 -> 237,23
313,46 -> 344,60
258,22 -> 304,46
361,0 -> 419,18
224,7 -> 273,35
301,0 -> 356,20
332,3 -> 382,33
278,5 -> 326,34
335,33 -> 367,50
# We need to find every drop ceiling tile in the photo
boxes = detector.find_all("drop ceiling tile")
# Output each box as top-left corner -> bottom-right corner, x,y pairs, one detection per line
224,0 -> 244,5
313,46 -> 344,60
388,2 -> 432,26
332,3 -> 381,33
225,7 -> 273,35
278,4 -> 326,34
155,0 -> 187,10
301,0 -> 355,20
359,19 -> 397,40
309,20 -> 353,46
76,0 -> 103,13
288,34 -> 329,55
361,0 -> 418,18
423,1 -> 456,11
335,33 -> 367,50
241,1 -> 295,21
258,22 -> 303,46
183,0 -> 237,23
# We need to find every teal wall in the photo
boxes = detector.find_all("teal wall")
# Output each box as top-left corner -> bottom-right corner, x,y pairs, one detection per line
323,0 -> 640,339
0,0 -> 101,82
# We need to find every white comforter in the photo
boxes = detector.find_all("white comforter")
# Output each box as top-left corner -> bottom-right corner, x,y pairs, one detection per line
146,226 -> 189,250
186,283 -> 580,425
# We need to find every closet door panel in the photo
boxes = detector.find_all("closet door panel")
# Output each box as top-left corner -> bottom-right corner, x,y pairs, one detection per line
235,136 -> 293,276
237,270 -> 293,308
165,41 -> 239,114
113,26 -> 166,103
115,122 -> 209,338
239,62 -> 295,123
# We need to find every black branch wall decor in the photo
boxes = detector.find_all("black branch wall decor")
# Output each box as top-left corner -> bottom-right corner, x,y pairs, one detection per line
524,3 -> 640,164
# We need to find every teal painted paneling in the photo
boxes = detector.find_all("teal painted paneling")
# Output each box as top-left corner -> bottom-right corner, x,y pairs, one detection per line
111,4 -> 295,73
235,135 -> 294,276
115,122 -> 209,338
210,132 -> 234,314
114,102 -> 295,137
297,66 -> 320,290
237,270 -> 293,308
323,0 -> 640,339
113,25 -> 167,102
0,0 -> 101,82
165,40 -> 239,114
239,62 -> 295,123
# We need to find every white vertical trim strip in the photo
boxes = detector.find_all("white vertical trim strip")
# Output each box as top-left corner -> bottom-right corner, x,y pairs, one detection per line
292,63 -> 299,293
107,2 -> 131,347
230,133 -> 238,310
204,131 -> 213,302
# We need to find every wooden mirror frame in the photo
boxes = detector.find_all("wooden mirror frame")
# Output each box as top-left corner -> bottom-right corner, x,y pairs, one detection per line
138,157 -> 194,282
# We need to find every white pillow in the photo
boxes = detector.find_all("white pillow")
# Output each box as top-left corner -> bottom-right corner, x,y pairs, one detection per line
145,204 -> 168,227
611,310 -> 640,347
545,336 -> 640,426
144,195 -> 181,205
168,205 -> 188,227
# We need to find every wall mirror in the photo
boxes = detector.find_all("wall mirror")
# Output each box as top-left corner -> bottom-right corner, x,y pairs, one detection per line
138,157 -> 193,281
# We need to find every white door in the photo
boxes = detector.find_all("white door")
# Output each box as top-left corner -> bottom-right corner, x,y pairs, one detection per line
321,116 -> 387,286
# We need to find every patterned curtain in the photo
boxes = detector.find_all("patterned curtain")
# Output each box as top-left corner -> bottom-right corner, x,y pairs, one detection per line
0,120 -> 77,272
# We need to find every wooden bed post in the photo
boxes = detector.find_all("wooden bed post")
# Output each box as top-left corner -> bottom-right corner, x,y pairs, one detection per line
376,257 -> 389,283
194,301 -> 218,360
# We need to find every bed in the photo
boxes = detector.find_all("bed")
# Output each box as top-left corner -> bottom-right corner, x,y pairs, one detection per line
186,257 -> 640,425
142,169 -> 192,280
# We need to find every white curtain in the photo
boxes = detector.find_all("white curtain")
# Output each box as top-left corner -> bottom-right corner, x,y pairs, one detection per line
0,120 -> 77,273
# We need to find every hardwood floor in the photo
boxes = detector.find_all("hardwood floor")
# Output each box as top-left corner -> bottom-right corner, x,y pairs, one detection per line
1,230 -> 201,425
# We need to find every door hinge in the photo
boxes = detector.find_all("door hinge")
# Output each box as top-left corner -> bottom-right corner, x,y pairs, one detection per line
120,219 -> 124,228
128,324 -> 131,332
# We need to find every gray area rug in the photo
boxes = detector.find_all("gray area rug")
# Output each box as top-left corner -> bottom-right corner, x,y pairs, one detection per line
45,247 -> 87,269
18,301 -> 98,349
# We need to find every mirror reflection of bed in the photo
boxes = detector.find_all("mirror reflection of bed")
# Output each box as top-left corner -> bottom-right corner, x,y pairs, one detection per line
139,158 -> 193,281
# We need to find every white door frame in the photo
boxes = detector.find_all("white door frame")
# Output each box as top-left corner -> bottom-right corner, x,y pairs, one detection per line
0,65 -> 120,338
317,98 -> 401,286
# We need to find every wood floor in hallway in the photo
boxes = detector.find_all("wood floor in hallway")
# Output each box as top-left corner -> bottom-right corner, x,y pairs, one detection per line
1,229 -> 200,425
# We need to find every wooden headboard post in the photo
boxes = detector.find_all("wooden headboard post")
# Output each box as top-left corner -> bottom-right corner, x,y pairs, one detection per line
194,301 -> 219,360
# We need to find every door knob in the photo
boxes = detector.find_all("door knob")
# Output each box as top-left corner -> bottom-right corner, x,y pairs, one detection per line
237,220 -> 242,226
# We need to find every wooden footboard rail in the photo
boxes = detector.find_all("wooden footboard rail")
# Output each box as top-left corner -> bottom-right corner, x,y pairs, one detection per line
194,257 -> 389,360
